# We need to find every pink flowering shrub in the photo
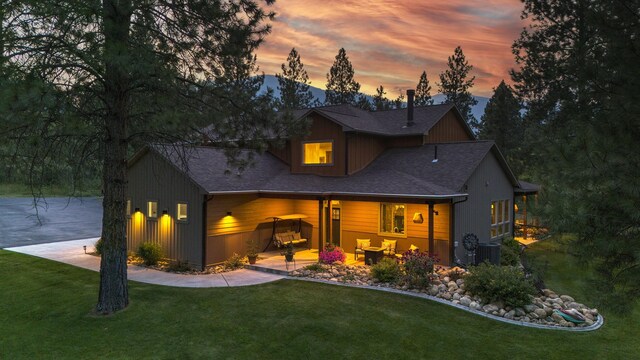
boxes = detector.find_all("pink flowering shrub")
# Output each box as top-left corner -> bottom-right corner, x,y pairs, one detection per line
319,244 -> 346,264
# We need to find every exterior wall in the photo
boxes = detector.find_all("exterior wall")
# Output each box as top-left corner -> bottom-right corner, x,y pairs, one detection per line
268,141 -> 291,166
385,135 -> 424,148
347,132 -> 386,174
340,200 -> 450,264
205,195 -> 320,265
291,114 -> 346,176
454,151 -> 514,262
424,110 -> 473,143
126,151 -> 204,268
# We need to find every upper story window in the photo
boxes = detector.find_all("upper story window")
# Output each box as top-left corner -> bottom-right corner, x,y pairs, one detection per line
379,203 -> 405,236
303,141 -> 333,165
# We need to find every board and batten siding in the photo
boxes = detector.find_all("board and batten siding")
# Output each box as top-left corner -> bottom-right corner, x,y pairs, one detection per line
424,110 -> 472,143
205,195 -> 320,265
347,133 -> 386,174
340,200 -> 450,263
290,114 -> 346,176
126,151 -> 205,269
453,150 -> 514,262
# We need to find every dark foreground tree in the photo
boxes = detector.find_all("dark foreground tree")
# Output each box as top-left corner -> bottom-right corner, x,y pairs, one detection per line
512,0 -> 640,312
276,48 -> 314,110
438,46 -> 478,130
325,48 -> 360,105
372,86 -> 392,111
415,71 -> 434,106
478,81 -> 523,172
1,0 -> 277,314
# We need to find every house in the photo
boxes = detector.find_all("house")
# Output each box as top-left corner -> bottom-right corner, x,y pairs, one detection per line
126,90 -> 528,270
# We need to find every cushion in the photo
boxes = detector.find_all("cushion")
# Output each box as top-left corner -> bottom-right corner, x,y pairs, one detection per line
410,244 -> 419,251
292,232 -> 301,240
382,239 -> 397,254
284,234 -> 294,243
356,239 -> 371,249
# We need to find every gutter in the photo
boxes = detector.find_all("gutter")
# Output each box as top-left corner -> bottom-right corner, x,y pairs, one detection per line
205,189 -> 469,200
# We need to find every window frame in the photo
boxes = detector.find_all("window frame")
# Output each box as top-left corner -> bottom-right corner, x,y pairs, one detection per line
147,200 -> 158,220
378,202 -> 407,238
176,202 -> 189,223
490,199 -> 511,239
301,140 -> 334,166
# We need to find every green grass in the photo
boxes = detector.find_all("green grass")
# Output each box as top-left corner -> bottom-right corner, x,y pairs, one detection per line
0,182 -> 101,197
0,244 -> 638,359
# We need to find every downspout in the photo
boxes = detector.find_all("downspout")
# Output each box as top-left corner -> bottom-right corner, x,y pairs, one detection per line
428,202 -> 434,255
201,195 -> 210,271
450,195 -> 469,266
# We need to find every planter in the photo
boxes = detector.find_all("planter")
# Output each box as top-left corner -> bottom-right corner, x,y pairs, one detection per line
285,254 -> 294,262
248,255 -> 258,265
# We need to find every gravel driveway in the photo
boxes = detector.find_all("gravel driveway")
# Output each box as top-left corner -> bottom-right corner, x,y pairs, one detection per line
0,197 -> 103,248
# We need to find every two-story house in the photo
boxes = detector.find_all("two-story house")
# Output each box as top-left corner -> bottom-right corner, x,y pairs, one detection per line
126,90 -> 528,269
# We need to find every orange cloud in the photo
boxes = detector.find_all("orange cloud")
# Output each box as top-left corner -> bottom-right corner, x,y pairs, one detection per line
256,0 -> 526,97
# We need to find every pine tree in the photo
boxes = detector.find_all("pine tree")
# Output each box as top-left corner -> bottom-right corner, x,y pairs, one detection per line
325,48 -> 360,105
393,92 -> 405,110
354,94 -> 372,111
0,0 -> 278,314
512,0 -> 640,311
415,71 -> 434,106
438,46 -> 478,129
372,85 -> 392,111
478,80 -> 523,171
276,48 -> 314,110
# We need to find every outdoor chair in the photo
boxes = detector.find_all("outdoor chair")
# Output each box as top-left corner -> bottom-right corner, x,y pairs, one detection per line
381,239 -> 397,257
354,238 -> 371,260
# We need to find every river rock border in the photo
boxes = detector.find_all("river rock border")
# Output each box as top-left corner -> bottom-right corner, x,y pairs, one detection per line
285,265 -> 604,332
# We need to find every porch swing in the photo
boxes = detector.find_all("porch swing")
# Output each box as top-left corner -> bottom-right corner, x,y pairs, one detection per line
262,214 -> 309,252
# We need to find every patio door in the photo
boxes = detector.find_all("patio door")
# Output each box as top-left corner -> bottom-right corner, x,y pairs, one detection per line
331,201 -> 341,246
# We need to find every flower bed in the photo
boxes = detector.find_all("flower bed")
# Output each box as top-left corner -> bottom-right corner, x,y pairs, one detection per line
291,263 -> 599,328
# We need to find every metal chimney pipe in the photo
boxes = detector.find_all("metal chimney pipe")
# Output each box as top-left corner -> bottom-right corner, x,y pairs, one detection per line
406,89 -> 415,127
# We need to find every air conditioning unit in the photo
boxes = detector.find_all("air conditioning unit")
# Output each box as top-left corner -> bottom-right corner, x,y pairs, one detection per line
475,243 -> 501,265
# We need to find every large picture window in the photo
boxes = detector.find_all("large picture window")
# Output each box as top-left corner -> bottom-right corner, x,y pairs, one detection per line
491,199 -> 510,238
379,203 -> 405,236
303,141 -> 333,165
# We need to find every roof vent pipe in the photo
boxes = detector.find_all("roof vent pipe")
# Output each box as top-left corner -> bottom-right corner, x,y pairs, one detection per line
406,89 -> 415,127
432,145 -> 438,163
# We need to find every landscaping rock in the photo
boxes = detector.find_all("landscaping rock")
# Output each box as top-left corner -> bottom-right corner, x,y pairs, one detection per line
524,304 -> 538,313
452,293 -> 461,301
460,296 -> 472,307
534,308 -> 547,318
504,310 -> 515,320
560,295 -> 575,303
483,304 -> 499,313
515,308 -> 526,317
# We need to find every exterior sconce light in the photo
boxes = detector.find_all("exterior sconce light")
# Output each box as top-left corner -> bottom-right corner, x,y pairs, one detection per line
134,207 -> 140,213
412,212 -> 424,224
226,211 -> 232,216
433,210 -> 439,216
162,209 -> 168,216
83,245 -> 87,254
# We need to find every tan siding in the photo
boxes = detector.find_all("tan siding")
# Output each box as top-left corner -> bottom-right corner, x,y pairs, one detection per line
205,195 -> 320,264
425,111 -> 473,143
291,114 -> 346,176
347,133 -> 386,174
126,151 -> 204,268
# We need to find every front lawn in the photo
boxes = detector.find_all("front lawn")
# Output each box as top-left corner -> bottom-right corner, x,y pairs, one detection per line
0,244 -> 637,359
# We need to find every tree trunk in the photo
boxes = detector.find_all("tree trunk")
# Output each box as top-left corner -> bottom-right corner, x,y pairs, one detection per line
96,0 -> 132,315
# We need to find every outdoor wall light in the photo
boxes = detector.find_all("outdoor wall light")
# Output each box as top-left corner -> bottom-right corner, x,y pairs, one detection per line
162,209 -> 168,216
134,207 -> 140,213
412,212 -> 424,224
83,245 -> 87,254
226,211 -> 233,216
433,210 -> 439,216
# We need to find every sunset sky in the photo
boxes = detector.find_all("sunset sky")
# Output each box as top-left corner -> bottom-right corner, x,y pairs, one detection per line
256,0 -> 527,97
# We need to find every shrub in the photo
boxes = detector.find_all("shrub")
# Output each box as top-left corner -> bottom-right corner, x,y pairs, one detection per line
464,262 -> 536,307
168,260 -> 192,272
401,250 -> 439,288
370,258 -> 402,283
319,245 -> 346,264
501,236 -> 522,266
223,253 -> 246,270
137,242 -> 164,266
94,238 -> 104,255
304,263 -> 325,272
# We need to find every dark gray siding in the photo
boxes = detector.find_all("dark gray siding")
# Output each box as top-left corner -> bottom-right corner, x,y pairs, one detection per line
126,151 -> 204,268
453,151 -> 514,262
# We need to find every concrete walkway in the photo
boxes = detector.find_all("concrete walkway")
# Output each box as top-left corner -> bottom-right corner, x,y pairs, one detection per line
5,239 -> 283,287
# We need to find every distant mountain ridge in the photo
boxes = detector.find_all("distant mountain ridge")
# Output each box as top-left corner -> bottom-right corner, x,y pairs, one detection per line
259,74 -> 489,121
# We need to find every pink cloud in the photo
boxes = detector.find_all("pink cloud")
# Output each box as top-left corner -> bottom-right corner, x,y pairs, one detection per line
257,0 -> 526,97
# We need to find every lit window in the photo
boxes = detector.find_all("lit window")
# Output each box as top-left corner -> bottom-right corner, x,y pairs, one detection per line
177,203 -> 188,221
491,199 -> 510,238
148,201 -> 158,218
126,199 -> 131,217
303,142 -> 333,165
380,203 -> 405,235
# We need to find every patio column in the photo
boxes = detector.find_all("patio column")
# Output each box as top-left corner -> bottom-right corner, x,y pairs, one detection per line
428,202 -> 435,254
318,198 -> 324,256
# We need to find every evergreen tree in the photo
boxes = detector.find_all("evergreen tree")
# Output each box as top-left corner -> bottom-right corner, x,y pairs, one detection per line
372,85 -> 392,111
393,92 -> 405,110
478,81 -> 523,172
0,0 -> 278,314
415,71 -> 434,106
276,48 -> 314,110
512,0 -> 640,311
354,94 -> 372,111
438,46 -> 478,129
325,48 -> 360,105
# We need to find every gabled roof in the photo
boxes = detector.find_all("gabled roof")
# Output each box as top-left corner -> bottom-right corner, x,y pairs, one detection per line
294,103 -> 474,138
140,141 -> 514,200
